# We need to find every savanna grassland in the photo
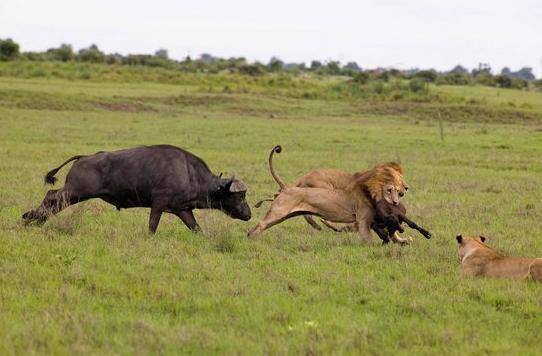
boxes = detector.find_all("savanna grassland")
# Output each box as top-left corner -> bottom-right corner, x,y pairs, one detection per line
1,63 -> 542,355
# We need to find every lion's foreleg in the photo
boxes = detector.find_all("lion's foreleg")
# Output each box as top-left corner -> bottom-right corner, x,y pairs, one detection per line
355,217 -> 373,243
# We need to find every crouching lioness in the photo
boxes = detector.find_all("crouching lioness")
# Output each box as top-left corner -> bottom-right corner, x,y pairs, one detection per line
456,234 -> 542,281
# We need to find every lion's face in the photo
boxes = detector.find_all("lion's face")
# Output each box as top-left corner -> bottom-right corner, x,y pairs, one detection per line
382,183 -> 401,205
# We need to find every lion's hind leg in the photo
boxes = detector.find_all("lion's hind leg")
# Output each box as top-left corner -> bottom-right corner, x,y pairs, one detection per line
248,190 -> 316,238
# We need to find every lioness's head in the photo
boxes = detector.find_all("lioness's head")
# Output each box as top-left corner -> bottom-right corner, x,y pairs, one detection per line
456,234 -> 487,261
363,163 -> 406,205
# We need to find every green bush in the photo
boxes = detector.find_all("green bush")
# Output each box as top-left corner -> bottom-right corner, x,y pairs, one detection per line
409,78 -> 427,93
414,70 -> 437,82
0,38 -> 20,61
48,44 -> 74,62
352,71 -> 369,84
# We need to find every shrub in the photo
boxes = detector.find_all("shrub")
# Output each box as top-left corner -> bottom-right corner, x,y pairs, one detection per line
415,70 -> 437,82
352,71 -> 369,84
409,78 -> 427,93
78,45 -> 105,63
0,38 -> 20,61
494,75 -> 512,88
48,44 -> 74,62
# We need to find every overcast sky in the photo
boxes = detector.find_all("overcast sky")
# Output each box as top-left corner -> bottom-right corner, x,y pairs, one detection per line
1,0 -> 541,77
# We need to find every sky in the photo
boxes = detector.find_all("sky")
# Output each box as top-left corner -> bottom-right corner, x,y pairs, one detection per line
1,0 -> 541,77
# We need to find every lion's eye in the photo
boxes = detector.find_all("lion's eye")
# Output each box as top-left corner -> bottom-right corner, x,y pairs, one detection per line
399,192 -> 404,197
387,188 -> 392,193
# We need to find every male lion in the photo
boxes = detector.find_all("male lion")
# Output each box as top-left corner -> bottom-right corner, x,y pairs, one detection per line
253,146 -> 412,243
456,234 -> 542,281
248,145 -> 405,242
293,162 -> 408,235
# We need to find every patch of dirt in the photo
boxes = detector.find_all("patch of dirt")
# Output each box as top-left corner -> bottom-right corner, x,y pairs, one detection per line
134,94 -> 236,107
95,101 -> 156,113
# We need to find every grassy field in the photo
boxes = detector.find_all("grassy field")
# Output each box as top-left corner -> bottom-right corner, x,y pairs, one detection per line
1,70 -> 542,355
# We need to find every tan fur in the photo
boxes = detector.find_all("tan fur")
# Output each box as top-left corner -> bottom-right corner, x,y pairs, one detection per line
293,163 -> 410,244
457,235 -> 542,281
249,148 -> 407,241
295,162 -> 408,204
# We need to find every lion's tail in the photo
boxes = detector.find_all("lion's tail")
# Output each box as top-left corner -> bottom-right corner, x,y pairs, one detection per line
268,145 -> 286,189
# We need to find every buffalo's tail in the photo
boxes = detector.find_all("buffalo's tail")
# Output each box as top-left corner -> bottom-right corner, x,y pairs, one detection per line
44,155 -> 86,185
268,145 -> 286,189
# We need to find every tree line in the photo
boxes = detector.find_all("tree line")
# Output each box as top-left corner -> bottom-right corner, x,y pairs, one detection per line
0,38 -> 539,90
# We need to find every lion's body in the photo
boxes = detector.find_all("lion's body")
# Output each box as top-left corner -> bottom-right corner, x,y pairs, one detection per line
457,235 -> 542,281
294,169 -> 353,190
292,165 -> 414,244
248,146 -> 406,241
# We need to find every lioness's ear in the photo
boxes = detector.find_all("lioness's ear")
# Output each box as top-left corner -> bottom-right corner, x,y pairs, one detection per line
479,235 -> 486,243
456,234 -> 463,244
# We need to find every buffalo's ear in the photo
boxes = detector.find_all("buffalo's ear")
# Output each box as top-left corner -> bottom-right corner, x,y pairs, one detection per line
479,235 -> 486,243
456,234 -> 463,244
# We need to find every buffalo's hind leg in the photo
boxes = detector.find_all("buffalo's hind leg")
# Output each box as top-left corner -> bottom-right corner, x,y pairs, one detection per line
22,188 -> 81,224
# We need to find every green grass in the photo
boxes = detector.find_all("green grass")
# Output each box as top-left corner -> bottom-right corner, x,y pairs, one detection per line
1,73 -> 542,355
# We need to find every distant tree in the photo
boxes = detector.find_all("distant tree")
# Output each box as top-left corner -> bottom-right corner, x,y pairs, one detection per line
0,38 -> 20,60
501,67 -> 535,81
199,53 -> 218,64
343,61 -> 361,72
48,44 -> 74,62
268,56 -> 284,72
472,63 -> 491,76
78,44 -> 105,63
325,60 -> 341,75
154,49 -> 168,59
310,60 -> 322,71
414,70 -> 437,82
449,65 -> 468,74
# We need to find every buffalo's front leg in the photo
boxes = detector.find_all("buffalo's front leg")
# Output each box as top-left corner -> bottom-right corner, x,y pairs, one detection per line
148,198 -> 169,234
175,210 -> 201,232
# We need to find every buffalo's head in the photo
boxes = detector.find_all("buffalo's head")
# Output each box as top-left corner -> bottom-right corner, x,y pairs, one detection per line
211,177 -> 251,221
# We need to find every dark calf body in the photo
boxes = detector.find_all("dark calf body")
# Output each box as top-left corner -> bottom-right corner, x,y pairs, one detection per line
22,145 -> 251,233
372,200 -> 432,243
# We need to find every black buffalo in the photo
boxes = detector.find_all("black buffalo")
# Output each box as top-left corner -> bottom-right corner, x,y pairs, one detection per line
22,145 -> 251,233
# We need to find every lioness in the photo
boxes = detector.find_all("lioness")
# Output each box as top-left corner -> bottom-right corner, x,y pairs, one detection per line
456,234 -> 542,281
248,146 -> 405,241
